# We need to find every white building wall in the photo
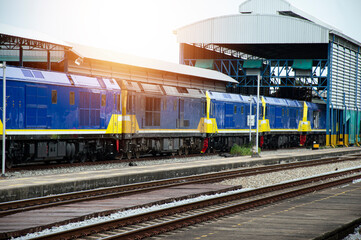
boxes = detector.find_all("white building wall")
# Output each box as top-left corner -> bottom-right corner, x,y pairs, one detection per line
176,15 -> 329,44
239,0 -> 291,14
331,42 -> 361,111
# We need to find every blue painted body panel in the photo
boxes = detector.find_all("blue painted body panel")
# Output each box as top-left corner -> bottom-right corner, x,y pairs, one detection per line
1,67 -> 121,131
209,91 -> 260,131
132,93 -> 205,131
208,91 -> 325,133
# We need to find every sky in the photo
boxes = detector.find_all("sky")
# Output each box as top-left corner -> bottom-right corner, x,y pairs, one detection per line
0,0 -> 360,63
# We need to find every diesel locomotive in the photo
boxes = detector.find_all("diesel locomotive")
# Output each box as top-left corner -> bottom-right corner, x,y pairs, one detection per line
0,66 -> 326,167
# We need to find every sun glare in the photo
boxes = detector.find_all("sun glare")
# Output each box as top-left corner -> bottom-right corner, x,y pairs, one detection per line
74,0 -> 179,62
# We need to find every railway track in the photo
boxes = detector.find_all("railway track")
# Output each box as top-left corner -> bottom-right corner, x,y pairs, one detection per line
1,154 -> 360,217
1,153 -> 361,239
27,166 -> 361,240
6,153 -> 217,172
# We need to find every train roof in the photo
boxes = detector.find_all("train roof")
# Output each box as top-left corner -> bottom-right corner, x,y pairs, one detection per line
208,91 -> 302,107
3,66 -> 120,90
208,91 -> 327,110
263,96 -> 301,107
208,91 -> 256,103
305,101 -> 323,110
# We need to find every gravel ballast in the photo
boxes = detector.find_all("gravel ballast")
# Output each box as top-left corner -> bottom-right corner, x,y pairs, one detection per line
217,160 -> 361,188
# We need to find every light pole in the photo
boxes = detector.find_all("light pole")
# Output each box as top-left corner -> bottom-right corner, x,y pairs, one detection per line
242,60 -> 262,157
249,96 -> 252,142
253,73 -> 260,157
1,61 -> 6,176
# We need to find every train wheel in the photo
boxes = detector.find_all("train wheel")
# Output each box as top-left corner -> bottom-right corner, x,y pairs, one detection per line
184,148 -> 189,155
177,149 -> 183,156
127,152 -> 132,160
79,154 -> 87,163
117,152 -> 124,160
90,154 -> 97,162
5,159 -> 13,169
68,157 -> 75,164
207,147 -> 216,154
135,151 -> 140,159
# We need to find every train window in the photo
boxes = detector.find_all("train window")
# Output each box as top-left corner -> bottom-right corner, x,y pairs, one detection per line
313,111 -> 320,128
203,101 -> 207,116
241,106 -> 244,114
91,93 -> 100,109
21,69 -> 34,78
52,90 -> 57,104
173,99 -> 177,111
69,92 -> 75,105
145,97 -> 161,126
127,94 -> 134,113
117,94 -> 121,112
33,71 -> 44,79
154,98 -> 161,111
163,98 -> 167,111
287,109 -> 289,116
296,110 -> 298,117
101,94 -> 106,107
234,105 -> 237,114
282,108 -> 284,116
177,87 -> 188,94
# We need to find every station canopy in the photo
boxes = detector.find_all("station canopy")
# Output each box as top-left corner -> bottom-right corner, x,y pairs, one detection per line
174,0 -> 360,60
0,23 -> 237,85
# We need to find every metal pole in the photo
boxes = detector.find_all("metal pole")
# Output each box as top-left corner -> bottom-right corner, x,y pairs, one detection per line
249,96 -> 252,142
1,61 -> 6,176
255,74 -> 260,156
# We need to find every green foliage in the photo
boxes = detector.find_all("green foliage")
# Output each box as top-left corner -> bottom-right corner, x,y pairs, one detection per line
230,144 -> 255,156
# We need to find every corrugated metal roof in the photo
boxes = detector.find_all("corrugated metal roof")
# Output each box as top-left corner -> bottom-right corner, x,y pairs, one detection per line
70,43 -> 237,84
239,0 -> 341,32
176,14 -> 329,44
0,23 -> 71,48
176,0 -> 361,48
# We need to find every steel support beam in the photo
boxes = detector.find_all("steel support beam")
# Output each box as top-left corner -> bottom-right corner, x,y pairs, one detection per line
19,45 -> 23,67
47,50 -> 51,70
355,46 -> 360,145
326,39 -> 334,146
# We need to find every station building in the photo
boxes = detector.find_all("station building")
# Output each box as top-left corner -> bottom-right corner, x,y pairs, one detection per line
175,0 -> 361,147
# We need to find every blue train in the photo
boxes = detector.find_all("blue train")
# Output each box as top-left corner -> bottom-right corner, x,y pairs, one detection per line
205,91 -> 325,150
0,66 -> 326,167
1,66 -> 123,168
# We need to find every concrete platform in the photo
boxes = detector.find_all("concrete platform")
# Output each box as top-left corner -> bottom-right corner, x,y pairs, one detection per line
155,179 -> 361,240
0,147 -> 360,202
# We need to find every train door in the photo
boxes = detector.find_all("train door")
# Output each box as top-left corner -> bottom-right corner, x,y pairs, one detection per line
112,93 -> 121,133
7,86 -> 25,129
313,111 -> 319,129
275,106 -> 282,128
25,85 -> 47,128
225,103 -> 234,128
127,92 -> 136,133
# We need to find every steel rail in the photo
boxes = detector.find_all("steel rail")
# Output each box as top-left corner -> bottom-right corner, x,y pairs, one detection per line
1,154 -> 360,216
28,167 -> 361,240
